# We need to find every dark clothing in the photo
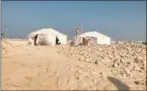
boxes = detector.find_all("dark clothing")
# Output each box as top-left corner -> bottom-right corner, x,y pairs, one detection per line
56,36 -> 60,45
34,34 -> 38,46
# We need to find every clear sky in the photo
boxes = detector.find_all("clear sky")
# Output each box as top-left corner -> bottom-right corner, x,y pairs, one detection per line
2,1 -> 146,41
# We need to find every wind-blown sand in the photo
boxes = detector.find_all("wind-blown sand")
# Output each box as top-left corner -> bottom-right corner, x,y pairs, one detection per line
2,39 -> 146,90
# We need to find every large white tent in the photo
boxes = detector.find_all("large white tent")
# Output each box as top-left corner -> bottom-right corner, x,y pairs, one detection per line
78,31 -> 111,45
28,28 -> 67,45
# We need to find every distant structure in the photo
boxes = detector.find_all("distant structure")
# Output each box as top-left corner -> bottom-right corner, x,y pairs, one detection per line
75,31 -> 111,45
28,28 -> 68,46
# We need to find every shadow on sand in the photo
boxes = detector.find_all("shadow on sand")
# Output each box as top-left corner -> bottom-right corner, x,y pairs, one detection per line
107,76 -> 130,90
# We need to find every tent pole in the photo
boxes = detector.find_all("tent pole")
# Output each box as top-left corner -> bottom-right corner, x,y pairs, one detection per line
6,27 -> 7,39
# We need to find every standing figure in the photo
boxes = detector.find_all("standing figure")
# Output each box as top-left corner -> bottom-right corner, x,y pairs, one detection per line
76,26 -> 80,36
75,26 -> 81,45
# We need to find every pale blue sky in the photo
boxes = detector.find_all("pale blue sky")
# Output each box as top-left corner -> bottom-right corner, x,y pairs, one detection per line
2,1 -> 146,41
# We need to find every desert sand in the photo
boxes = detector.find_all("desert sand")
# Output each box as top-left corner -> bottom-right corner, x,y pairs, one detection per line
2,39 -> 146,90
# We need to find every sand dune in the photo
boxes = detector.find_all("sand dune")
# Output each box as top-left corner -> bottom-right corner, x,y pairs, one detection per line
2,39 -> 146,90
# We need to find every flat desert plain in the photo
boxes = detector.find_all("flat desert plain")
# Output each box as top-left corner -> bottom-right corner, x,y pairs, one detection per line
2,39 -> 146,90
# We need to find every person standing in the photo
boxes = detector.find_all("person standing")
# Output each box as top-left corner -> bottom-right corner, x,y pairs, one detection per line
76,26 -> 80,36
75,26 -> 81,45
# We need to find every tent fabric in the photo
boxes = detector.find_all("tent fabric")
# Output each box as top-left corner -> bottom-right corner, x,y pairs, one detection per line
35,34 -> 56,46
29,28 -> 66,36
79,31 -> 111,45
79,31 -> 110,39
28,28 -> 67,45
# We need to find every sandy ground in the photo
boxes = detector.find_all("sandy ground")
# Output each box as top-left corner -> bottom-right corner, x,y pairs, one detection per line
2,39 -> 146,90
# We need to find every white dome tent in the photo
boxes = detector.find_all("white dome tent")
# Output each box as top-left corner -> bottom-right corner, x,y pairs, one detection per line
78,31 -> 111,45
28,28 -> 67,46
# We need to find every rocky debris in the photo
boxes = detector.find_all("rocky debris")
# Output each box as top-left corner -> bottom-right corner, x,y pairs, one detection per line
57,42 -> 146,79
134,80 -> 146,85
2,40 -> 146,90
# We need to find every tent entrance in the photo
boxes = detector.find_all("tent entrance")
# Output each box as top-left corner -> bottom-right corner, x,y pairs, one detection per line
56,36 -> 61,45
34,34 -> 38,46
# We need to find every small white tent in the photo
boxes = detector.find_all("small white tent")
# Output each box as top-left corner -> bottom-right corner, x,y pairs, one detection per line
28,28 -> 67,45
79,31 -> 111,45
